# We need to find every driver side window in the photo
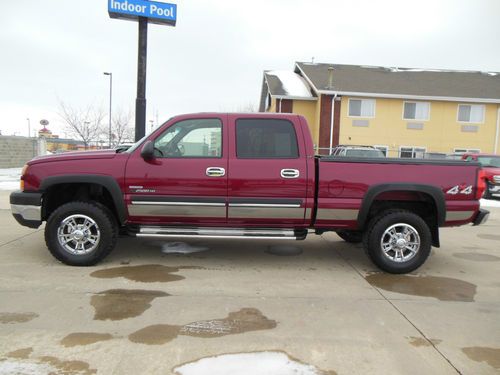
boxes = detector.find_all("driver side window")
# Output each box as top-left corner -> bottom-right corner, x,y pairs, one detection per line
154,118 -> 222,158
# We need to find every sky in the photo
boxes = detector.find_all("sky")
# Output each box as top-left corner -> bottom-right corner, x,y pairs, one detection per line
1,0 -> 500,138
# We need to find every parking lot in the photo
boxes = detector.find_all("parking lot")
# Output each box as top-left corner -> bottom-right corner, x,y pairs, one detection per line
0,189 -> 499,374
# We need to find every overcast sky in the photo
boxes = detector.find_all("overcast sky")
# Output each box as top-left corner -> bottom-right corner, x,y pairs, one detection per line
1,0 -> 500,138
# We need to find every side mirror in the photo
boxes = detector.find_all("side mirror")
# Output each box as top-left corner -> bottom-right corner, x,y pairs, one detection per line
140,141 -> 155,160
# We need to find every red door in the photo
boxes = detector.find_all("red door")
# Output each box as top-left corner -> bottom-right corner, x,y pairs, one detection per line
226,114 -> 310,227
124,114 -> 228,225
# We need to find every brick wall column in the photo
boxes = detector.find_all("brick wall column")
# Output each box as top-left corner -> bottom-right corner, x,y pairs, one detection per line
318,95 -> 341,154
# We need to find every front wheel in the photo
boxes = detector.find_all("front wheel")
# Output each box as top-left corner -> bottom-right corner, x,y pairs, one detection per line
45,201 -> 118,266
363,210 -> 431,274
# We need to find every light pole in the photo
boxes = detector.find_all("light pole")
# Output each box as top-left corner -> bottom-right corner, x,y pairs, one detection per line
103,72 -> 113,148
26,118 -> 30,138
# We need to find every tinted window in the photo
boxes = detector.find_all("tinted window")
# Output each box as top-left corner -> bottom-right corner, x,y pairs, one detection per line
236,119 -> 299,158
154,118 -> 222,158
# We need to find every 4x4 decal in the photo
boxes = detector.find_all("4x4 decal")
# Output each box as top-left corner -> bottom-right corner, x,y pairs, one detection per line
446,185 -> 473,195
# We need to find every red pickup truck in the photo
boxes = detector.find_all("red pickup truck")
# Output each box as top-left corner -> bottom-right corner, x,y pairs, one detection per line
10,113 -> 489,273
461,153 -> 500,199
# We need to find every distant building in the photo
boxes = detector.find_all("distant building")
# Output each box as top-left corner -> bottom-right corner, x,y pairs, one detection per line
259,62 -> 500,156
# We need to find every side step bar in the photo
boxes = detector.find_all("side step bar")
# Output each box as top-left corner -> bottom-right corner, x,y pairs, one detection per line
135,227 -> 308,240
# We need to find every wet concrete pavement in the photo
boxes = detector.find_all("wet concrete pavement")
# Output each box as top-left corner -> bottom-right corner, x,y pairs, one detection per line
0,190 -> 499,374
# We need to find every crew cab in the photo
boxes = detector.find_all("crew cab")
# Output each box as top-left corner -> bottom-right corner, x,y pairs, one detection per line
10,113 -> 489,273
462,153 -> 500,199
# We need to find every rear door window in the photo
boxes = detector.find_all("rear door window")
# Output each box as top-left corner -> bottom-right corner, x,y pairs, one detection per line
235,119 -> 299,158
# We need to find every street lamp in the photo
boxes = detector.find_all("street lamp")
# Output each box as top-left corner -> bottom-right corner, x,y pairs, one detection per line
103,72 -> 113,148
26,118 -> 30,138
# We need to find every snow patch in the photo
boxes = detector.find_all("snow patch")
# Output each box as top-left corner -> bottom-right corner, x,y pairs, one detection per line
266,71 -> 313,98
481,198 -> 500,208
174,352 -> 325,375
0,360 -> 55,375
0,167 -> 22,191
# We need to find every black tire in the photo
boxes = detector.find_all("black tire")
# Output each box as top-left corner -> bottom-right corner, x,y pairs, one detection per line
362,210 -> 431,274
44,201 -> 118,266
336,230 -> 363,243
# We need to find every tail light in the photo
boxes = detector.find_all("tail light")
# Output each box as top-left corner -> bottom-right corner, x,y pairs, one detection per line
476,169 -> 486,199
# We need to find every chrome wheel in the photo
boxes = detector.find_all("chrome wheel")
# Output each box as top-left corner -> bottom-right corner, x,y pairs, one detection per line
380,223 -> 420,263
57,214 -> 100,255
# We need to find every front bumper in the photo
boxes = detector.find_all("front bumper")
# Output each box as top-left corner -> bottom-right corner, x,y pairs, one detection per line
473,208 -> 489,226
488,183 -> 500,196
10,191 -> 43,229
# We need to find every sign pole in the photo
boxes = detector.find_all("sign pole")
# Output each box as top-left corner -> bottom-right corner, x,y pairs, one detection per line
135,16 -> 148,142
108,0 -> 177,141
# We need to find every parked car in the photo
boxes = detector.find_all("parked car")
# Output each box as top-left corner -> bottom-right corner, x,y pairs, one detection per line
462,153 -> 500,199
331,145 -> 386,158
10,113 -> 488,273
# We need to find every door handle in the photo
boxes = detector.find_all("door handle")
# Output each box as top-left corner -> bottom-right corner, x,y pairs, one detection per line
281,169 -> 300,179
206,167 -> 226,177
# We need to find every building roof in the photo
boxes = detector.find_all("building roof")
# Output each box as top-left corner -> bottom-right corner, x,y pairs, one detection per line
259,70 -> 317,111
295,62 -> 500,102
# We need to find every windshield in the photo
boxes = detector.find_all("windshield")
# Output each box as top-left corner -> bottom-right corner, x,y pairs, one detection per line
345,149 -> 385,158
477,156 -> 500,168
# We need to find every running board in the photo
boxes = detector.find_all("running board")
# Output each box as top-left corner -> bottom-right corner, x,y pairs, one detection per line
135,227 -> 307,240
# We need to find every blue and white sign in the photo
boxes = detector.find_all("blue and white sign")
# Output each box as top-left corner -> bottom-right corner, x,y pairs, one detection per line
108,0 -> 177,26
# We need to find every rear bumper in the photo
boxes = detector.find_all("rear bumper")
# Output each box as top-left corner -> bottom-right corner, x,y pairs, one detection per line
473,209 -> 489,226
10,191 -> 43,229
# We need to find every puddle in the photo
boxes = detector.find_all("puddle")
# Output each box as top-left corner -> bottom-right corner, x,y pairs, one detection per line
477,234 -> 500,241
462,347 -> 500,369
365,274 -> 477,302
129,308 -> 277,345
173,351 -> 336,375
90,264 -> 199,283
61,332 -> 114,347
91,289 -> 169,321
0,312 -> 38,324
39,356 -> 96,375
6,347 -> 33,359
407,336 -> 442,347
266,245 -> 303,256
129,324 -> 181,345
453,252 -> 500,262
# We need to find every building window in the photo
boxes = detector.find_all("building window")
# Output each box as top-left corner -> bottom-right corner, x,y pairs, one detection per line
348,99 -> 375,117
457,104 -> 484,123
236,119 -> 299,158
399,146 -> 426,158
454,148 -> 481,154
403,102 -> 430,121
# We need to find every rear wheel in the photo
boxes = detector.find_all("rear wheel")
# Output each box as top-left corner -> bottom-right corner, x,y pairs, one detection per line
336,230 -> 362,243
363,210 -> 431,274
45,201 -> 117,266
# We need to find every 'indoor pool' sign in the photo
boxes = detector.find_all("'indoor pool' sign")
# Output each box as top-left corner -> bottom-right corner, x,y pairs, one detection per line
108,0 -> 177,26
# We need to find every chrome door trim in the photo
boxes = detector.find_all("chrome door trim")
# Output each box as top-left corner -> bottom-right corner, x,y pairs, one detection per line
228,203 -> 301,208
280,169 -> 300,178
206,167 -> 226,177
131,201 -> 225,207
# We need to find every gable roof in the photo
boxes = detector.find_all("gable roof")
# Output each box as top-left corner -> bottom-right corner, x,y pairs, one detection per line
259,70 -> 317,112
295,62 -> 500,103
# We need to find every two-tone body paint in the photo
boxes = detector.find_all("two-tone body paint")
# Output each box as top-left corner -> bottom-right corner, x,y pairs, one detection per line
315,158 -> 480,229
19,112 -> 483,233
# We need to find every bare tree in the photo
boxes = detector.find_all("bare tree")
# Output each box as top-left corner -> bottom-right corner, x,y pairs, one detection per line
109,107 -> 134,147
58,101 -> 106,149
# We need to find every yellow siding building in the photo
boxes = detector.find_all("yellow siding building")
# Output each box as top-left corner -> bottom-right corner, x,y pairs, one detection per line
260,63 -> 500,157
